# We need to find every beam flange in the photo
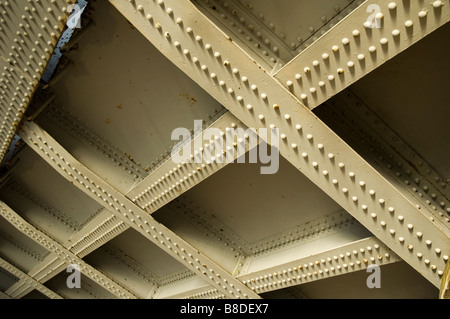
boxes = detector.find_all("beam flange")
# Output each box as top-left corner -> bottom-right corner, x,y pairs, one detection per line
274,0 -> 450,109
109,0 -> 449,287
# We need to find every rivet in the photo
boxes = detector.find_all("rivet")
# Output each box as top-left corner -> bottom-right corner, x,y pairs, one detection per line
388,2 -> 397,10
405,20 -> 413,27
433,1 -> 443,8
418,10 -> 428,18
392,29 -> 400,36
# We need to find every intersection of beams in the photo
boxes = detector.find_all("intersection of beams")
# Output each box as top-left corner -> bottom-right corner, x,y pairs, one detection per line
0,255 -> 62,299
18,120 -> 260,299
109,0 -> 449,288
0,200 -> 138,298
5,111 -> 253,298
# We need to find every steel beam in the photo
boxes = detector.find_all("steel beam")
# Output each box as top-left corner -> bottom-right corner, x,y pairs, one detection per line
158,236 -> 399,298
0,0 -> 77,161
109,0 -> 449,287
18,121 -> 260,299
274,0 -> 450,109
0,255 -> 62,299
0,201 -> 138,299
239,236 -> 400,294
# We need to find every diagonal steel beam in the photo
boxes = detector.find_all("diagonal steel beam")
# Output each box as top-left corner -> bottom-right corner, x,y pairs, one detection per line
274,0 -> 450,109
0,255 -> 62,299
0,201 -> 138,299
18,121 -> 260,299
109,0 -> 449,287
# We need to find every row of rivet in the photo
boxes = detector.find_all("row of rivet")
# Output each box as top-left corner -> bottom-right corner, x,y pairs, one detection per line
241,241 -> 397,293
322,101 -> 450,228
7,180 -> 80,230
42,106 -> 146,179
344,93 -> 450,197
249,212 -> 356,256
171,198 -> 248,259
200,0 -> 285,66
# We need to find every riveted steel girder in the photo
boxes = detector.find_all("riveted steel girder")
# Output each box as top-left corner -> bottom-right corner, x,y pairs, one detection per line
0,0 -> 78,162
109,0 -> 449,288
